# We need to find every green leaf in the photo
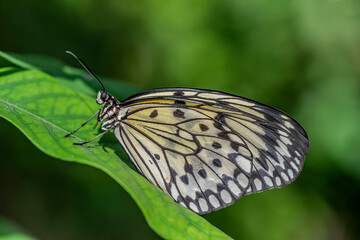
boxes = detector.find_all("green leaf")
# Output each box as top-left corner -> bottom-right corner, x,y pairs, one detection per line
0,51 -> 231,240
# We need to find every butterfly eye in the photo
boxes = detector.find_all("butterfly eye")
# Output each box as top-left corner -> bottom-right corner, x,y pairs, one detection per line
101,92 -> 107,100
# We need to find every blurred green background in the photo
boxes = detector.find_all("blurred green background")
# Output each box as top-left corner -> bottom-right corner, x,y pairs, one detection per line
0,0 -> 360,239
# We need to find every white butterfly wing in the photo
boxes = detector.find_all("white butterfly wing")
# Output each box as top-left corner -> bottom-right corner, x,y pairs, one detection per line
114,88 -> 309,214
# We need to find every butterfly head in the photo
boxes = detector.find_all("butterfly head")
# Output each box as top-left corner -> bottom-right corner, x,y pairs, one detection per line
96,90 -> 110,105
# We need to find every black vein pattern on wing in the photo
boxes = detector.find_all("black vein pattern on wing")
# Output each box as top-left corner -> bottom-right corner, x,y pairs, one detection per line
194,147 -> 248,197
225,115 -> 304,188
192,103 -> 302,185
125,102 -> 290,138
120,88 -> 294,118
142,125 -> 197,152
122,112 -> 249,212
256,121 -> 305,153
123,126 -> 174,192
226,117 -> 290,172
116,127 -> 144,175
126,99 -> 259,120
217,119 -> 271,191
128,113 -> 250,193
121,121 -> 190,206
136,117 -> 249,187
121,88 -> 307,136
186,104 -> 306,162
119,125 -> 162,189
124,102 -> 306,173
190,155 -> 229,211
122,119 -> 238,208
161,149 -> 189,208
123,121 -> 195,155
117,88 -> 308,210
125,105 -> 258,177
182,156 -> 209,212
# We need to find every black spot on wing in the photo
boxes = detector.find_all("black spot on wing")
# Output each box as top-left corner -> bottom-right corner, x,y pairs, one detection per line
218,132 -> 230,140
180,175 -> 189,185
149,109 -> 158,118
173,109 -> 185,118
199,123 -> 209,132
213,158 -> 222,167
213,122 -> 225,131
230,142 -> 240,151
212,142 -> 222,149
198,169 -> 207,179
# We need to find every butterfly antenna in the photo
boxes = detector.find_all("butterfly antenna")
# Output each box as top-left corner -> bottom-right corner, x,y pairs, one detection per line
66,51 -> 105,92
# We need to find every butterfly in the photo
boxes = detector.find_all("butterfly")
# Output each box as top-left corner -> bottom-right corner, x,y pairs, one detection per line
65,51 -> 309,214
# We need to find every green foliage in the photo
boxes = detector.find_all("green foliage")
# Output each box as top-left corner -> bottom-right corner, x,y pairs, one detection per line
0,218 -> 37,240
0,52 -> 231,240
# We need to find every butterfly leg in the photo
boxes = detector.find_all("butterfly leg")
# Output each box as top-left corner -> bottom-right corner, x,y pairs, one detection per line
73,129 -> 110,145
92,104 -> 106,129
72,119 -> 116,145
65,109 -> 101,137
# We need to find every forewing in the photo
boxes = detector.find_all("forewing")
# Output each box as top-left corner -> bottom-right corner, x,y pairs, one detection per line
115,88 -> 309,214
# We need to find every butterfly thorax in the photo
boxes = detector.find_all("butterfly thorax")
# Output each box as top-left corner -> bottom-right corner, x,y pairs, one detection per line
96,91 -> 127,130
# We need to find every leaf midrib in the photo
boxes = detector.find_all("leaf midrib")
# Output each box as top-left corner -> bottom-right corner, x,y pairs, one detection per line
0,98 -> 84,142
0,97 -> 163,229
